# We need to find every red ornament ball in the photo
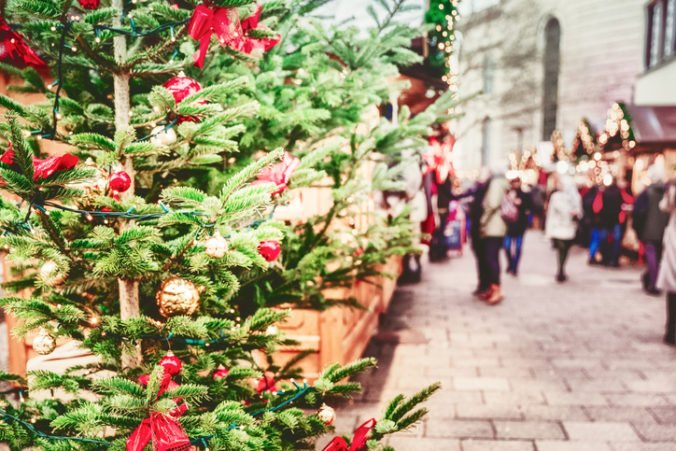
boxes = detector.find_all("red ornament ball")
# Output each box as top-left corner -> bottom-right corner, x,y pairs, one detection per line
109,170 -> 131,193
78,0 -> 100,9
256,371 -> 278,394
163,75 -> 201,104
258,240 -> 281,262
213,367 -> 229,380
159,352 -> 183,376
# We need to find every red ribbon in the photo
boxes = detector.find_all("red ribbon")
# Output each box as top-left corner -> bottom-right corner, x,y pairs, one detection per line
187,3 -> 280,67
126,369 -> 190,451
322,418 -> 376,451
187,4 -> 243,68
255,151 -> 300,195
0,145 -> 79,181
0,17 -> 46,70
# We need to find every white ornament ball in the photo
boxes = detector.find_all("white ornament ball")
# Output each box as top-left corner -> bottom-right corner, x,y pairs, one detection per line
204,231 -> 228,259
39,261 -> 65,287
265,325 -> 279,335
149,126 -> 177,146
317,403 -> 336,425
33,329 -> 56,355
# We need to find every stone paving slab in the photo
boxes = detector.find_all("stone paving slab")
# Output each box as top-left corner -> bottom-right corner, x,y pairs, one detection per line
322,232 -> 676,450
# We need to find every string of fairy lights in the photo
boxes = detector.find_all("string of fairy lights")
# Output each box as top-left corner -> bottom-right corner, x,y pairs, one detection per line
10,12 -> 189,140
425,0 -> 461,89
0,381 -> 312,449
5,4 -> 371,450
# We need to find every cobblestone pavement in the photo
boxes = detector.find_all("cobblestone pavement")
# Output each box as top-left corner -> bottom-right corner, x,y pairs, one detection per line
330,231 -> 676,451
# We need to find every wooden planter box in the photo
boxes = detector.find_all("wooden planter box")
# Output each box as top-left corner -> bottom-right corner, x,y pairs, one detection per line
273,255 -> 402,380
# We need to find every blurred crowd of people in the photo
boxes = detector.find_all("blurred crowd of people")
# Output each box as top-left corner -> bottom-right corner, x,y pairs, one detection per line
395,127 -> 676,344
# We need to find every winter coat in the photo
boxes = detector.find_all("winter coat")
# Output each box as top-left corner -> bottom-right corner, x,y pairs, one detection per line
480,176 -> 509,238
601,184 -> 622,228
582,186 -> 602,228
657,184 -> 676,293
506,188 -> 532,237
546,189 -> 582,240
634,182 -> 669,243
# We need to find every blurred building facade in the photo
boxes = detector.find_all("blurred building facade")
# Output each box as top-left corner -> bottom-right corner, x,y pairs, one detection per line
635,0 -> 676,105
453,0 -> 646,172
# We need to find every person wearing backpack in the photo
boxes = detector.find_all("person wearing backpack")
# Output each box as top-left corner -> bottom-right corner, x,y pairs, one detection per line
503,177 -> 531,276
546,174 -> 582,282
479,164 -> 510,305
634,165 -> 669,295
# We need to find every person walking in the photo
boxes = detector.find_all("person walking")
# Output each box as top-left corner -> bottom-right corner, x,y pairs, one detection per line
479,166 -> 509,304
633,165 -> 669,295
503,177 -> 531,276
656,182 -> 676,344
465,177 -> 490,295
545,175 -> 582,282
584,184 -> 604,264
601,179 -> 623,267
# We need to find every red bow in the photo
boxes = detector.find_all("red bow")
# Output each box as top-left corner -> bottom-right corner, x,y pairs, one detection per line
255,152 -> 300,195
240,5 -> 280,56
0,146 -> 78,181
126,368 -> 190,451
322,418 -> 376,451
256,371 -> 278,394
0,18 -> 46,70
187,4 -> 243,68
187,3 -> 280,67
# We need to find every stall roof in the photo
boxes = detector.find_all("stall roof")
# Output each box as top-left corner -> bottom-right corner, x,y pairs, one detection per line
627,105 -> 676,148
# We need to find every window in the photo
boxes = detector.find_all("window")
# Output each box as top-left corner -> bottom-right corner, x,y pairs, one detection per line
646,0 -> 676,68
542,18 -> 561,141
481,117 -> 492,166
483,56 -> 495,95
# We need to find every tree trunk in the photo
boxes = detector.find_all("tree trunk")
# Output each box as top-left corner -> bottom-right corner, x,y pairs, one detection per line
112,0 -> 142,368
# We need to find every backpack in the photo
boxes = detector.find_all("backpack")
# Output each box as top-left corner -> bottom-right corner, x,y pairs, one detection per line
500,194 -> 519,224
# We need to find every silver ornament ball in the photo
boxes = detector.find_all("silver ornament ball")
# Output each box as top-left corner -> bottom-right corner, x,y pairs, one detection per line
33,329 -> 56,355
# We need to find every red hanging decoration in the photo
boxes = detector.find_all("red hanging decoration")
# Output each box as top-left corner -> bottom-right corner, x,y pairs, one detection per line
77,0 -> 100,9
213,366 -> 229,380
187,4 -> 244,68
127,354 -> 190,451
256,371 -> 278,394
257,240 -> 281,262
158,352 -> 183,376
241,5 -> 282,56
255,152 -> 300,195
163,75 -> 203,122
322,419 -> 377,451
163,75 -> 202,105
109,170 -> 132,193
187,3 -> 279,67
0,146 -> 79,181
0,18 -> 46,70
240,5 -> 280,56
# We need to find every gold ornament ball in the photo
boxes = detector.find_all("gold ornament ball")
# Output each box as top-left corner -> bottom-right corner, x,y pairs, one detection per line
205,231 -> 228,259
156,277 -> 200,318
317,403 -> 336,425
33,329 -> 56,355
39,261 -> 66,287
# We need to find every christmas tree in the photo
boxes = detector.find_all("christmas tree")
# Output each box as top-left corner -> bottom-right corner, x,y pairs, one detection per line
0,0 -> 452,448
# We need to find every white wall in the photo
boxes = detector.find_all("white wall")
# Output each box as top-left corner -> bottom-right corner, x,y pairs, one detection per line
635,60 -> 676,105
453,0 -> 645,173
